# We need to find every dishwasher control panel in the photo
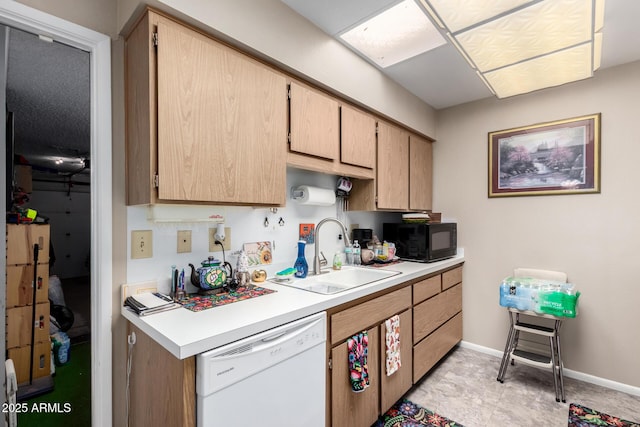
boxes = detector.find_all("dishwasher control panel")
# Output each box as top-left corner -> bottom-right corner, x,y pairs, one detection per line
196,312 -> 326,396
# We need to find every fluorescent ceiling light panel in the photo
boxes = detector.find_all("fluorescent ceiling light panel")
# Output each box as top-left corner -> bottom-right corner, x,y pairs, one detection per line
456,0 -> 593,72
425,0 -> 533,32
423,0 -> 603,98
339,0 -> 446,68
593,32 -> 602,70
484,43 -> 593,98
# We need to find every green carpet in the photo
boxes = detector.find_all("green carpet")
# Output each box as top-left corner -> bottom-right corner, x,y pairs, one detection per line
17,341 -> 91,426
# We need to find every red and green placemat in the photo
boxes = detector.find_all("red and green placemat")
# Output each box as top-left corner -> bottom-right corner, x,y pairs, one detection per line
178,284 -> 276,312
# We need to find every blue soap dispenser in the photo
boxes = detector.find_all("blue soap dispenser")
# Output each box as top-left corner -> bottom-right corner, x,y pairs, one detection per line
294,240 -> 309,278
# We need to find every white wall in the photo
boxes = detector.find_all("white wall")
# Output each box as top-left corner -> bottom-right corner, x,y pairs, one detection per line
126,168 -> 400,289
434,60 -> 640,388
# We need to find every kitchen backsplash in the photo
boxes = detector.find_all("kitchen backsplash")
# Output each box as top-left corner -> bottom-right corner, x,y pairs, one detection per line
126,168 -> 401,288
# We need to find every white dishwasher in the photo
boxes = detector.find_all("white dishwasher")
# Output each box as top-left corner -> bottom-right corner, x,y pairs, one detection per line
196,312 -> 326,427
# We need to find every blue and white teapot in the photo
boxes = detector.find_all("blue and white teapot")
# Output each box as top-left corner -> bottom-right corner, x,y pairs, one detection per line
189,256 -> 233,291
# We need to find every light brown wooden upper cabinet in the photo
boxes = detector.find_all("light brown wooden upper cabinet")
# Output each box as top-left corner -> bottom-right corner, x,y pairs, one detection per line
125,11 -> 287,205
340,105 -> 376,169
409,134 -> 433,211
349,122 -> 434,212
376,121 -> 410,210
288,81 -> 339,161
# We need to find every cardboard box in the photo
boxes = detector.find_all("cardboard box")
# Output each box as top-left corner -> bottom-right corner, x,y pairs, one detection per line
15,165 -> 32,193
8,340 -> 51,384
6,265 -> 49,307
6,303 -> 50,349
6,224 -> 50,265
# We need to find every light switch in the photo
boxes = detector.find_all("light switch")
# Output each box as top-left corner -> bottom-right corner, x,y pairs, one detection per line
131,230 -> 153,259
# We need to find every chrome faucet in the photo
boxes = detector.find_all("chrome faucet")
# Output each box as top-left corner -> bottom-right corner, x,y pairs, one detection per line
313,218 -> 351,275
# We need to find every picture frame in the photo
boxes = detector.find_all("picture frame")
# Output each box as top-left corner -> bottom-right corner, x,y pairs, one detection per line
488,113 -> 601,198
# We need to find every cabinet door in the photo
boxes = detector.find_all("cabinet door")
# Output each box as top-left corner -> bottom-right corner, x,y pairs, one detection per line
341,105 -> 375,169
380,309 -> 413,412
289,81 -> 339,161
409,135 -> 433,211
331,326 -> 379,427
377,121 -> 409,210
156,18 -> 287,204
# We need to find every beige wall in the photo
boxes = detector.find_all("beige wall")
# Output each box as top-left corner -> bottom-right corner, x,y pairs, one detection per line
434,60 -> 640,388
16,0 -> 117,38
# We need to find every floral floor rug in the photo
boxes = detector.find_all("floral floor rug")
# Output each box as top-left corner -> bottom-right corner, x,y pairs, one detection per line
568,403 -> 639,427
374,399 -> 463,427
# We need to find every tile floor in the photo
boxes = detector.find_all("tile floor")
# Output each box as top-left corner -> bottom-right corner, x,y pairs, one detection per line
405,346 -> 640,426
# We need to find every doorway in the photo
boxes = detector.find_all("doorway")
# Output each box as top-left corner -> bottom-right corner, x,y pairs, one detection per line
0,2 -> 112,426
5,25 -> 91,425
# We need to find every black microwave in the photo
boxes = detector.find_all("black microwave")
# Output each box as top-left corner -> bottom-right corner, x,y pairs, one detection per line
383,222 -> 457,263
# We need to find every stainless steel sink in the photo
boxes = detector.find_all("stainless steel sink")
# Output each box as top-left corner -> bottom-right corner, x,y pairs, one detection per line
270,266 -> 401,294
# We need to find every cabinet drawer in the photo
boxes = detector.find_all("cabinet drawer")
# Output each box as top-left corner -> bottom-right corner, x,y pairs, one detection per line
442,265 -> 462,290
331,287 -> 411,345
6,265 -> 49,307
6,303 -> 50,349
413,283 -> 462,343
413,312 -> 462,383
413,275 -> 441,304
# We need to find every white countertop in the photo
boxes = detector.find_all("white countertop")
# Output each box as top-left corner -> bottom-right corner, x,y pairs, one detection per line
122,251 -> 465,359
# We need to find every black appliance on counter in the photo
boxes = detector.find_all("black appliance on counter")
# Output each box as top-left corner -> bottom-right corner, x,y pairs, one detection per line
352,228 -> 373,247
383,222 -> 457,263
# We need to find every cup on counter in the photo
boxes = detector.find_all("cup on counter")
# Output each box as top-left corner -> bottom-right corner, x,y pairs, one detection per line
360,248 -> 375,264
388,246 -> 396,260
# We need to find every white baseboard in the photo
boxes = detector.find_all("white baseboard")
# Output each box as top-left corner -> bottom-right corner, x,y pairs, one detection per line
458,340 -> 640,397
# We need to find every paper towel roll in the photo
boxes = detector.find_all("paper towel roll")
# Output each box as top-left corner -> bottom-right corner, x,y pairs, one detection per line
292,185 -> 336,206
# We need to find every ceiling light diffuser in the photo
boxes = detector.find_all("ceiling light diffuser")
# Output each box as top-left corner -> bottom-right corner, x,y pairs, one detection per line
421,0 -> 605,98
339,0 -> 446,68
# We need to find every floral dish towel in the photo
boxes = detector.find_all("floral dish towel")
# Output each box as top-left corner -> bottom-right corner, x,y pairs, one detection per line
385,314 -> 401,376
347,331 -> 370,392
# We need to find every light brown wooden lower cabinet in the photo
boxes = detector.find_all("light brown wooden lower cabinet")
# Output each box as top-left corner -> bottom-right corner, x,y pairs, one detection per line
331,326 -> 380,427
413,312 -> 463,383
380,309 -> 413,412
127,324 -> 196,427
330,308 -> 413,427
328,263 -> 463,427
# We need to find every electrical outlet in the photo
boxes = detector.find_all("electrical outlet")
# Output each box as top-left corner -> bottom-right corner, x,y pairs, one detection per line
131,230 -> 153,259
177,230 -> 192,253
209,227 -> 231,252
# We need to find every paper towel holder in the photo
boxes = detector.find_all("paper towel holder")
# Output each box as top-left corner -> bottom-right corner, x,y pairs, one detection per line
290,187 -> 305,200
290,185 -> 336,206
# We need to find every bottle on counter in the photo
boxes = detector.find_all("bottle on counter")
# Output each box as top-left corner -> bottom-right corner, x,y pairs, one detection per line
332,252 -> 342,270
294,240 -> 309,278
345,243 -> 353,266
352,240 -> 361,265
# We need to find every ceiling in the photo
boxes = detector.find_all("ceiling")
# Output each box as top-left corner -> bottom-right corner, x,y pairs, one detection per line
6,26 -> 90,176
280,0 -> 640,110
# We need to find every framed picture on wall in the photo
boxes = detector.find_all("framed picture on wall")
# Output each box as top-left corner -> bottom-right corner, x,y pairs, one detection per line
488,113 -> 601,197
